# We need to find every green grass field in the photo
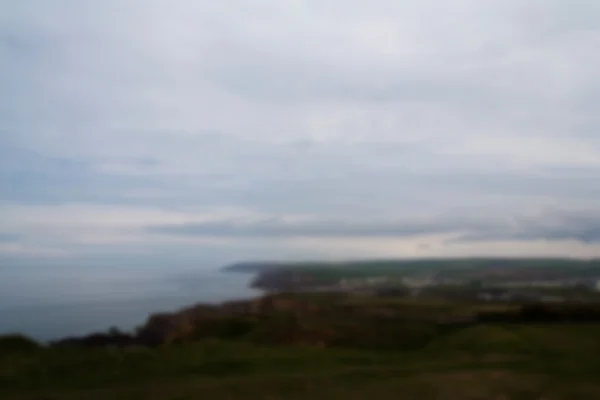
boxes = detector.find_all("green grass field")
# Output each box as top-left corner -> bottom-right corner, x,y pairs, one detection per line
243,258 -> 600,278
3,322 -> 600,399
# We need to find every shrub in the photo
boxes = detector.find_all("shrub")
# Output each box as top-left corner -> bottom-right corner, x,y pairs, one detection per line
0,334 -> 41,354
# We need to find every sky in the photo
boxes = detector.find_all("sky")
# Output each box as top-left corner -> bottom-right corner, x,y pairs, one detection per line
2,0 -> 600,268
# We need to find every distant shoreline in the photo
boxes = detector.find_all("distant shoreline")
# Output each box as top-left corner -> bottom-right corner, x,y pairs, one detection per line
222,257 -> 600,293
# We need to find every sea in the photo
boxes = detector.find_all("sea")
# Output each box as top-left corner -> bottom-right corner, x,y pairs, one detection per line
0,266 -> 259,342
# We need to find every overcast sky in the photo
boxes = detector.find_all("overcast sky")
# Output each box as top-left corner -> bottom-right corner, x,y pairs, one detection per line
2,0 -> 600,268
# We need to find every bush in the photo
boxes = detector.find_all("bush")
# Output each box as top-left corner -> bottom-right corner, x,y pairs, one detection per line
0,334 -> 41,354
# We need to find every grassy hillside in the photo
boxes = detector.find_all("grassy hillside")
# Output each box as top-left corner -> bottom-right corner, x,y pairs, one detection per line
237,258 -> 600,292
3,294 -> 600,399
225,257 -> 600,277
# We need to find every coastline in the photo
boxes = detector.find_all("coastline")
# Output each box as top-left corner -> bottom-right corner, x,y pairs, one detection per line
0,269 -> 260,342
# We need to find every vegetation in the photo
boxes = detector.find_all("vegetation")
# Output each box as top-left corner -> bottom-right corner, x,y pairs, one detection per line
235,258 -> 600,291
0,334 -> 41,354
3,293 -> 600,399
226,257 -> 600,277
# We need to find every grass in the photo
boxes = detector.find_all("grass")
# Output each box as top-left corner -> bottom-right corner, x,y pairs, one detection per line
3,292 -> 600,399
3,324 -> 600,399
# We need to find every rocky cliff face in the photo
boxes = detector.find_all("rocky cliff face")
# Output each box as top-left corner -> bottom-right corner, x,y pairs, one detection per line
134,294 -> 323,346
46,292 -> 600,350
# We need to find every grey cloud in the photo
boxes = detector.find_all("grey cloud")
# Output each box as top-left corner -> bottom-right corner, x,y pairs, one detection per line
197,0 -> 600,127
0,139 -> 163,206
145,207 -> 600,244
3,0 -> 600,260
0,233 -> 20,243
145,210 -> 502,239
2,132 -> 600,216
455,209 -> 600,244
146,217 -> 466,239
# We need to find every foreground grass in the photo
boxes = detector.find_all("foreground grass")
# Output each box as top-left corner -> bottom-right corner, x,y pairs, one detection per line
2,323 -> 600,399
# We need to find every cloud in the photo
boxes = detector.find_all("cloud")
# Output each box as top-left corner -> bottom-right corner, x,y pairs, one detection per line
454,208 -> 600,244
145,206 -> 600,245
146,216 -> 461,238
2,0 -> 600,263
0,233 -> 20,243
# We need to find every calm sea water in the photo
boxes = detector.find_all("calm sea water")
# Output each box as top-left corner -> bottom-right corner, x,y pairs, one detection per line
0,267 -> 258,342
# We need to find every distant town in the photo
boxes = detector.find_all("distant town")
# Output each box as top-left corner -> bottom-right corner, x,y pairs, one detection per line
225,258 -> 600,304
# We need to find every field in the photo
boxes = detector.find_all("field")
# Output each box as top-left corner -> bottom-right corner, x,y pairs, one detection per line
2,325 -> 600,399
239,258 -> 600,291
227,258 -> 600,277
2,293 -> 600,399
